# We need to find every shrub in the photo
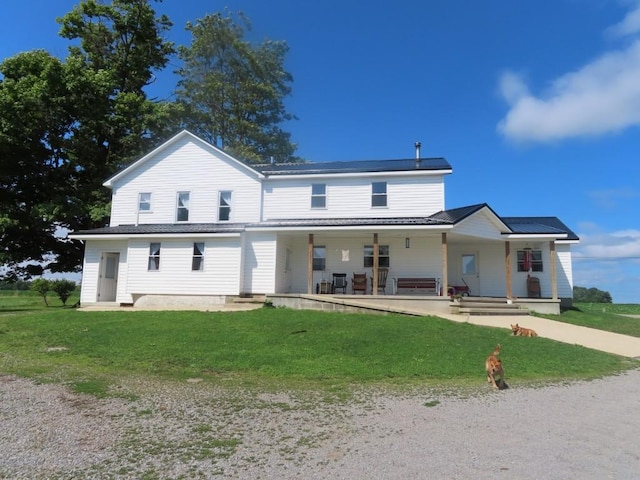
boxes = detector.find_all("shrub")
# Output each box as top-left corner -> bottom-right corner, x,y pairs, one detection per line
30,278 -> 52,306
51,279 -> 77,306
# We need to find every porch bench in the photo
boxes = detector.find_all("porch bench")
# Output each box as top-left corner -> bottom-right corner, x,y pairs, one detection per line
393,277 -> 440,295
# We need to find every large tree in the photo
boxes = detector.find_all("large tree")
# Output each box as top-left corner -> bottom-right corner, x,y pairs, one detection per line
0,0 -> 176,278
176,11 -> 298,163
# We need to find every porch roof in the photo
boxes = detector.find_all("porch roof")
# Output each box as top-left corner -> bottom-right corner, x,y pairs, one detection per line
502,216 -> 579,241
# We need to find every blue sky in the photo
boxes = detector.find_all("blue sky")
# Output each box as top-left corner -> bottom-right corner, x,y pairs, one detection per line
2,1 -> 639,302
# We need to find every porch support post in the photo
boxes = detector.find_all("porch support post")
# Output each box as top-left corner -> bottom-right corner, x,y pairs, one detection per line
550,240 -> 558,300
307,234 -> 314,294
372,233 -> 379,295
505,241 -> 512,299
441,233 -> 448,297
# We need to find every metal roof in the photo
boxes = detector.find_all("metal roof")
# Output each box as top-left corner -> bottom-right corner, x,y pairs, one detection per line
254,158 -> 451,176
501,217 -> 579,240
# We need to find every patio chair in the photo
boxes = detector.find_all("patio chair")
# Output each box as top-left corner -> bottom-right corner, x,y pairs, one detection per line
332,273 -> 348,294
352,272 -> 367,294
371,268 -> 389,294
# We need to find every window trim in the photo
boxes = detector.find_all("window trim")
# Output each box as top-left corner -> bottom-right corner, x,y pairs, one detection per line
517,249 -> 543,272
138,192 -> 152,213
364,245 -> 390,268
311,183 -> 327,209
176,191 -> 190,222
218,190 -> 232,222
371,181 -> 387,208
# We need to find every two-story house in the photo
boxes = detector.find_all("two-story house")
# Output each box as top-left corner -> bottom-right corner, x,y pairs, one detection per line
69,130 -> 578,313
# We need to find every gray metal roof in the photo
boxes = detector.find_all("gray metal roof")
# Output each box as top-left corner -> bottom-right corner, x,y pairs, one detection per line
501,216 -> 579,240
74,223 -> 247,235
254,158 -> 451,176
72,209 -> 578,241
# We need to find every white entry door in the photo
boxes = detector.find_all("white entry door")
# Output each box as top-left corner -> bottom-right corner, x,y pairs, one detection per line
98,253 -> 119,302
461,252 -> 480,296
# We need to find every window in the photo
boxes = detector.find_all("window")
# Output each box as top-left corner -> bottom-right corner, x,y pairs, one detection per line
372,182 -> 387,207
311,184 -> 326,208
462,254 -> 477,275
148,243 -> 161,271
176,192 -> 190,222
517,250 -> 543,272
364,245 -> 390,268
192,242 -> 205,271
219,191 -> 232,221
138,192 -> 151,212
313,246 -> 326,271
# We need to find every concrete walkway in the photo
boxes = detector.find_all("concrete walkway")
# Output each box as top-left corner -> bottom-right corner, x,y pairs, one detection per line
438,312 -> 640,359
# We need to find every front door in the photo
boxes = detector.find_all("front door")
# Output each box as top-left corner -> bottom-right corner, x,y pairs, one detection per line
461,252 -> 480,296
98,252 -> 119,302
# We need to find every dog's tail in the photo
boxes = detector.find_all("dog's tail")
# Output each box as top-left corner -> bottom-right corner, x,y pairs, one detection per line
490,344 -> 501,356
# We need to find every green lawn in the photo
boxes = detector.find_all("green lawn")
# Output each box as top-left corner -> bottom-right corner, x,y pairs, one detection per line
0,291 -> 636,396
537,302 -> 640,338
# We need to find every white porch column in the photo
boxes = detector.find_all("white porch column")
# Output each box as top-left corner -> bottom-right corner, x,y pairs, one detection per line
550,240 -> 558,300
441,233 -> 448,296
505,241 -> 512,299
307,234 -> 314,294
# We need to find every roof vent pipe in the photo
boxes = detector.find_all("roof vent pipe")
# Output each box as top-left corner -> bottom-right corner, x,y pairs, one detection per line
414,141 -> 421,163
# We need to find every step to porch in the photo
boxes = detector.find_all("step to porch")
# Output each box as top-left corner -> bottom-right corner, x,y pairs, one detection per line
451,297 -> 529,316
231,295 -> 267,305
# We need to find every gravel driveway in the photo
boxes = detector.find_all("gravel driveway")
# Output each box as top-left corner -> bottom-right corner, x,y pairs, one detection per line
2,369 -> 639,479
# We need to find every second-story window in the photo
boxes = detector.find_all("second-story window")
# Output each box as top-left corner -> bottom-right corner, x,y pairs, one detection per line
372,182 -> 387,207
176,192 -> 190,222
138,192 -> 151,212
311,183 -> 326,208
219,191 -> 232,221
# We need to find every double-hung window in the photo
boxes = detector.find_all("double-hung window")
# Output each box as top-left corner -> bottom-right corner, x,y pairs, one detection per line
148,243 -> 161,271
311,184 -> 326,208
138,192 -> 151,212
176,192 -> 190,222
219,191 -> 232,221
313,246 -> 326,271
192,242 -> 205,271
364,245 -> 390,268
517,250 -> 543,272
371,182 -> 387,207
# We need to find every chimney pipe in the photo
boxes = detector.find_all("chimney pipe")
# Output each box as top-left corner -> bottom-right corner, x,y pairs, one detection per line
414,142 -> 422,162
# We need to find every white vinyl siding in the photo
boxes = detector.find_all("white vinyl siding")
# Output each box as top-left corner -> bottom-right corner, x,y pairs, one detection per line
79,240 -> 129,304
262,175 -> 445,220
556,243 -> 574,299
242,233 -> 277,294
125,238 -> 242,296
109,137 -> 261,226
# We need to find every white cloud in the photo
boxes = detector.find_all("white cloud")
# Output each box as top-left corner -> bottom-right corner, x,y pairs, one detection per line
574,227 -> 640,260
497,4 -> 640,142
606,2 -> 640,38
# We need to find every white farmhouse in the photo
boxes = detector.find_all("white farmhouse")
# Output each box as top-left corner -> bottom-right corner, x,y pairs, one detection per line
69,130 -> 578,314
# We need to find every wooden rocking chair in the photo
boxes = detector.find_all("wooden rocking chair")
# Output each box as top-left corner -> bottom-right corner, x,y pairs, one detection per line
371,268 -> 389,294
352,272 -> 367,294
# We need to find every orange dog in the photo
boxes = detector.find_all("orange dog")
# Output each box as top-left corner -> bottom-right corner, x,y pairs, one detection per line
485,344 -> 505,390
511,323 -> 538,337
